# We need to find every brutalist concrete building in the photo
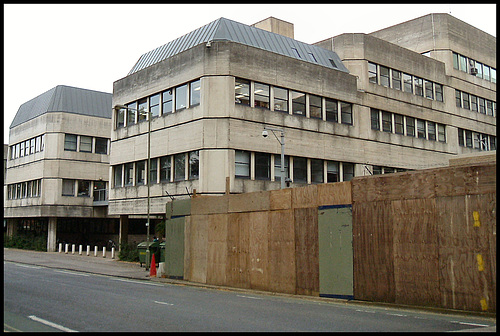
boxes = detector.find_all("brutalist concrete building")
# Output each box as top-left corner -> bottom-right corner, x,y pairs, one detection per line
4,85 -> 116,251
109,14 -> 495,241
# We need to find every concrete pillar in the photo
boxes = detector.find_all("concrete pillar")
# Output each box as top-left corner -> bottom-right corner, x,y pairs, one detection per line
6,219 -> 18,237
47,217 -> 57,252
119,215 -> 129,252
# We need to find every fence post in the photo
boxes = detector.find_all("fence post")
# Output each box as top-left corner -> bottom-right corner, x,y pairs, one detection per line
71,244 -> 76,255
102,247 -> 106,258
65,244 -> 69,254
111,247 -> 115,259
58,243 -> 63,253
94,246 -> 98,257
86,245 -> 90,256
79,245 -> 82,255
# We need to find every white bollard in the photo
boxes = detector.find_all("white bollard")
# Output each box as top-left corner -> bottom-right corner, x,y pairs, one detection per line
71,244 -> 76,255
94,246 -> 98,257
111,247 -> 115,259
86,245 -> 90,256
58,243 -> 63,253
65,244 -> 69,254
79,245 -> 82,255
102,247 -> 106,258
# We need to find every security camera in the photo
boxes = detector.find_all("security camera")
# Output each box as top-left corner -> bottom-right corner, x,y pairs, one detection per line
262,130 -> 269,138
206,41 -> 212,48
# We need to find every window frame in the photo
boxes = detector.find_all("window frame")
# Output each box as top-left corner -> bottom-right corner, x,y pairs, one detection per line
64,134 -> 78,151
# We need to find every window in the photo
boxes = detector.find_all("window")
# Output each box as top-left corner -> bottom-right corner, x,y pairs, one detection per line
127,102 -> 137,126
325,98 -> 338,123
379,65 -> 390,87
403,73 -> 413,93
116,108 -> 125,128
476,62 -> 483,78
392,69 -> 402,90
458,129 -> 464,146
174,153 -> 185,181
465,130 -> 473,148
291,91 -> 306,116
340,102 -> 352,125
309,94 -> 322,119
489,136 -> 496,150
138,98 -> 148,123
114,165 -> 123,188
473,133 -> 481,149
417,119 -> 426,139
394,114 -> 404,135
478,97 -> 486,114
326,161 -> 339,183
311,159 -> 324,184
255,152 -> 271,180
62,179 -> 75,196
483,65 -> 490,81
189,151 -> 199,180
190,79 -> 201,107
254,82 -> 270,109
30,139 -> 35,154
491,68 -> 496,83
452,52 -> 459,69
235,78 -> 250,105
162,89 -> 173,115
175,84 -> 188,111
160,156 -> 171,183
371,108 -> 380,130
462,93 -> 470,110
150,93 -> 160,118
459,54 -> 468,72
424,80 -> 433,99
471,95 -> 478,112
24,140 -> 30,156
273,87 -> 288,112
235,150 -> 250,178
342,163 -> 354,182
438,124 -> 446,142
77,180 -> 91,197
293,157 -> 307,183
382,111 -> 392,133
435,84 -> 443,102
64,134 -> 77,151
150,158 -> 158,184
80,136 -> 92,152
427,122 -> 436,141
124,163 -> 134,186
93,181 -> 106,202
95,138 -> 108,154
486,100 -> 493,116
373,166 -> 383,175
368,62 -> 377,84
274,155 -> 289,182
136,160 -> 146,185
414,77 -> 423,96
455,90 -> 462,108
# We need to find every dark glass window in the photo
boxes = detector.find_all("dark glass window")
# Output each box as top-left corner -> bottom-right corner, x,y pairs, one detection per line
340,102 -> 352,125
273,87 -> 288,112
114,165 -> 122,188
394,114 -> 404,135
462,93 -> 470,110
136,160 -> 146,185
417,119 -> 426,139
77,180 -> 91,197
342,163 -> 354,182
124,163 -> 134,186
62,179 -> 75,196
127,102 -> 137,126
424,80 -> 434,99
392,69 -> 402,90
435,84 -> 443,102
311,159 -> 324,184
116,108 -> 125,128
149,158 -> 158,184
371,109 -> 380,130
160,156 -> 171,182
427,122 -> 436,141
274,155 -> 289,182
189,151 -> 199,180
382,111 -> 392,133
325,98 -> 338,123
95,138 -> 108,154
255,152 -> 271,180
326,161 -> 339,183
414,77 -> 423,96
80,136 -> 92,153
309,94 -> 322,119
138,98 -> 148,122
291,91 -> 306,116
379,65 -> 390,87
64,134 -> 77,151
293,157 -> 307,183
174,153 -> 185,181
403,73 -> 413,93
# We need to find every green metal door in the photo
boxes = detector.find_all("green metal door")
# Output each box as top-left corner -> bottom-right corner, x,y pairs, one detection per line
318,204 -> 353,299
165,217 -> 185,279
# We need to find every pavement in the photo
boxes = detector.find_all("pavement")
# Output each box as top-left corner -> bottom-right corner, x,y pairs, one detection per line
3,247 -> 497,331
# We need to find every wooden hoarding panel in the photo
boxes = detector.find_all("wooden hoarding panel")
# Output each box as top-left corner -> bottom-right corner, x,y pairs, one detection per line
316,182 -> 352,206
207,214 -> 228,286
248,211 -> 269,291
270,188 -> 292,210
186,214 -> 208,284
165,217 -> 185,279
294,207 -> 319,295
226,213 -> 250,289
228,191 -> 270,213
292,185 -> 318,209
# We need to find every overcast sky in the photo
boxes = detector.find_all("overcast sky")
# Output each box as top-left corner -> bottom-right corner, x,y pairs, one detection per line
3,3 -> 497,144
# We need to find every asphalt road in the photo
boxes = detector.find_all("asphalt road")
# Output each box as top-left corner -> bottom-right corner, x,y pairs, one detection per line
4,260 -> 496,332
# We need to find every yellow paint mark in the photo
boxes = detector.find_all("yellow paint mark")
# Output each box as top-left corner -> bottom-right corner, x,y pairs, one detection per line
476,254 -> 484,271
473,211 -> 480,227
480,298 -> 488,311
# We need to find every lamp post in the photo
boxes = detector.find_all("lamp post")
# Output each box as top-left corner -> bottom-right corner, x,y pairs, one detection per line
114,104 -> 152,271
262,126 -> 287,189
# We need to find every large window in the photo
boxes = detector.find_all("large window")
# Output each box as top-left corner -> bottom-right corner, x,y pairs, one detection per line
160,156 -> 171,182
403,73 -> 413,93
235,78 -> 250,105
254,82 -> 270,109
138,98 -> 148,123
424,80 -> 434,99
150,94 -> 160,118
311,159 -> 324,184
174,153 -> 185,181
293,157 -> 307,183
368,62 -> 377,84
255,153 -> 271,180
406,117 -> 415,137
340,102 -> 352,125
274,155 -> 289,182
235,150 -> 250,178
417,119 -> 426,139
136,160 -> 146,185
162,89 -> 173,115
325,98 -> 338,123
189,151 -> 199,180
150,158 -> 158,184
291,91 -> 306,116
114,165 -> 123,187
77,180 -> 91,197
394,114 -> 404,135
342,163 -> 354,182
127,102 -> 137,126
371,109 -> 380,130
382,111 -> 392,133
273,87 -> 288,112
64,134 -> 77,151
190,79 -> 201,107
116,108 -> 125,128
392,69 -> 402,90
62,179 -> 75,196
124,163 -> 134,186
435,84 -> 443,102
79,136 -> 92,153
427,122 -> 436,141
95,138 -> 108,154
326,161 -> 339,183
175,84 -> 188,111
379,65 -> 390,87
414,77 -> 423,96
309,94 -> 322,119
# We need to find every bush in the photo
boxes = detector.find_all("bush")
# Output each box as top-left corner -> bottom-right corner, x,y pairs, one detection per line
118,242 -> 139,262
4,233 -> 46,251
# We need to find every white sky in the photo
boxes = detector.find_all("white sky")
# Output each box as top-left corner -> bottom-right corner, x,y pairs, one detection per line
3,3 -> 497,144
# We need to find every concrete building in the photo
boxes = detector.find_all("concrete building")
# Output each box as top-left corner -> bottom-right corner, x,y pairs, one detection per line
109,14 -> 495,242
4,85 -> 115,251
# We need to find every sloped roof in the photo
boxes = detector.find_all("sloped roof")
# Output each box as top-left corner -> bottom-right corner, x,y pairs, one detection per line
128,17 -> 349,75
10,85 -> 112,129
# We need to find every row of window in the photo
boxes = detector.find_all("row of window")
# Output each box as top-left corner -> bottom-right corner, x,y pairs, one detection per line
116,79 -> 201,129
64,134 -> 109,154
9,135 -> 45,160
452,52 -> 496,83
370,108 -> 446,142
113,151 -> 199,188
371,165 -> 410,175
235,78 -> 354,125
6,179 -> 42,200
458,128 -> 496,151
455,90 -> 496,117
368,62 -> 444,102
235,150 -> 356,184
62,179 -> 107,199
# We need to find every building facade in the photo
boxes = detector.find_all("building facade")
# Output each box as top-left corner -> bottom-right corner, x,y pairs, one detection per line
108,15 -> 495,241
4,85 -> 116,251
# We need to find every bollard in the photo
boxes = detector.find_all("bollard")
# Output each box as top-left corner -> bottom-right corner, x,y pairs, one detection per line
65,244 -> 69,254
86,245 -> 90,256
58,243 -> 63,253
71,244 -> 76,255
94,246 -> 98,257
79,245 -> 82,255
111,247 -> 115,259
102,247 -> 106,258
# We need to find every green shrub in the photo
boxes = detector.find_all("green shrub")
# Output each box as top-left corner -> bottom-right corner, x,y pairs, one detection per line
118,242 -> 139,262
4,233 -> 46,251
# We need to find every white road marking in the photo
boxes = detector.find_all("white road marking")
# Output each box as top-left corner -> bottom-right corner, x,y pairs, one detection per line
12,263 -> 43,269
237,295 -> 263,300
387,313 -> 407,317
54,270 -> 89,276
355,309 -> 376,313
28,315 -> 77,332
111,278 -> 163,286
154,300 -> 174,306
451,321 -> 490,327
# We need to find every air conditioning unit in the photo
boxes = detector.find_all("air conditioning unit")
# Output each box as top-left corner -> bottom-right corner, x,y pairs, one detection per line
470,68 -> 478,75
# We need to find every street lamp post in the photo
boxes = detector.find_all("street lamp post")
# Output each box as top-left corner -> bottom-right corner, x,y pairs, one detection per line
262,126 -> 287,189
114,104 -> 152,271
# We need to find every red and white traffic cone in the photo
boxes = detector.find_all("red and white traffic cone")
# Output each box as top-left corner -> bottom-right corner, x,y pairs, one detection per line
149,253 -> 157,277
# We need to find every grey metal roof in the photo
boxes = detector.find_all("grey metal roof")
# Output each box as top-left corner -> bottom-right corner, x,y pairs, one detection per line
10,85 -> 112,129
128,17 -> 349,75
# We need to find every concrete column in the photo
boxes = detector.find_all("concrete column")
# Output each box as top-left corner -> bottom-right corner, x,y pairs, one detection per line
6,219 -> 18,237
47,217 -> 57,252
118,215 -> 129,252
